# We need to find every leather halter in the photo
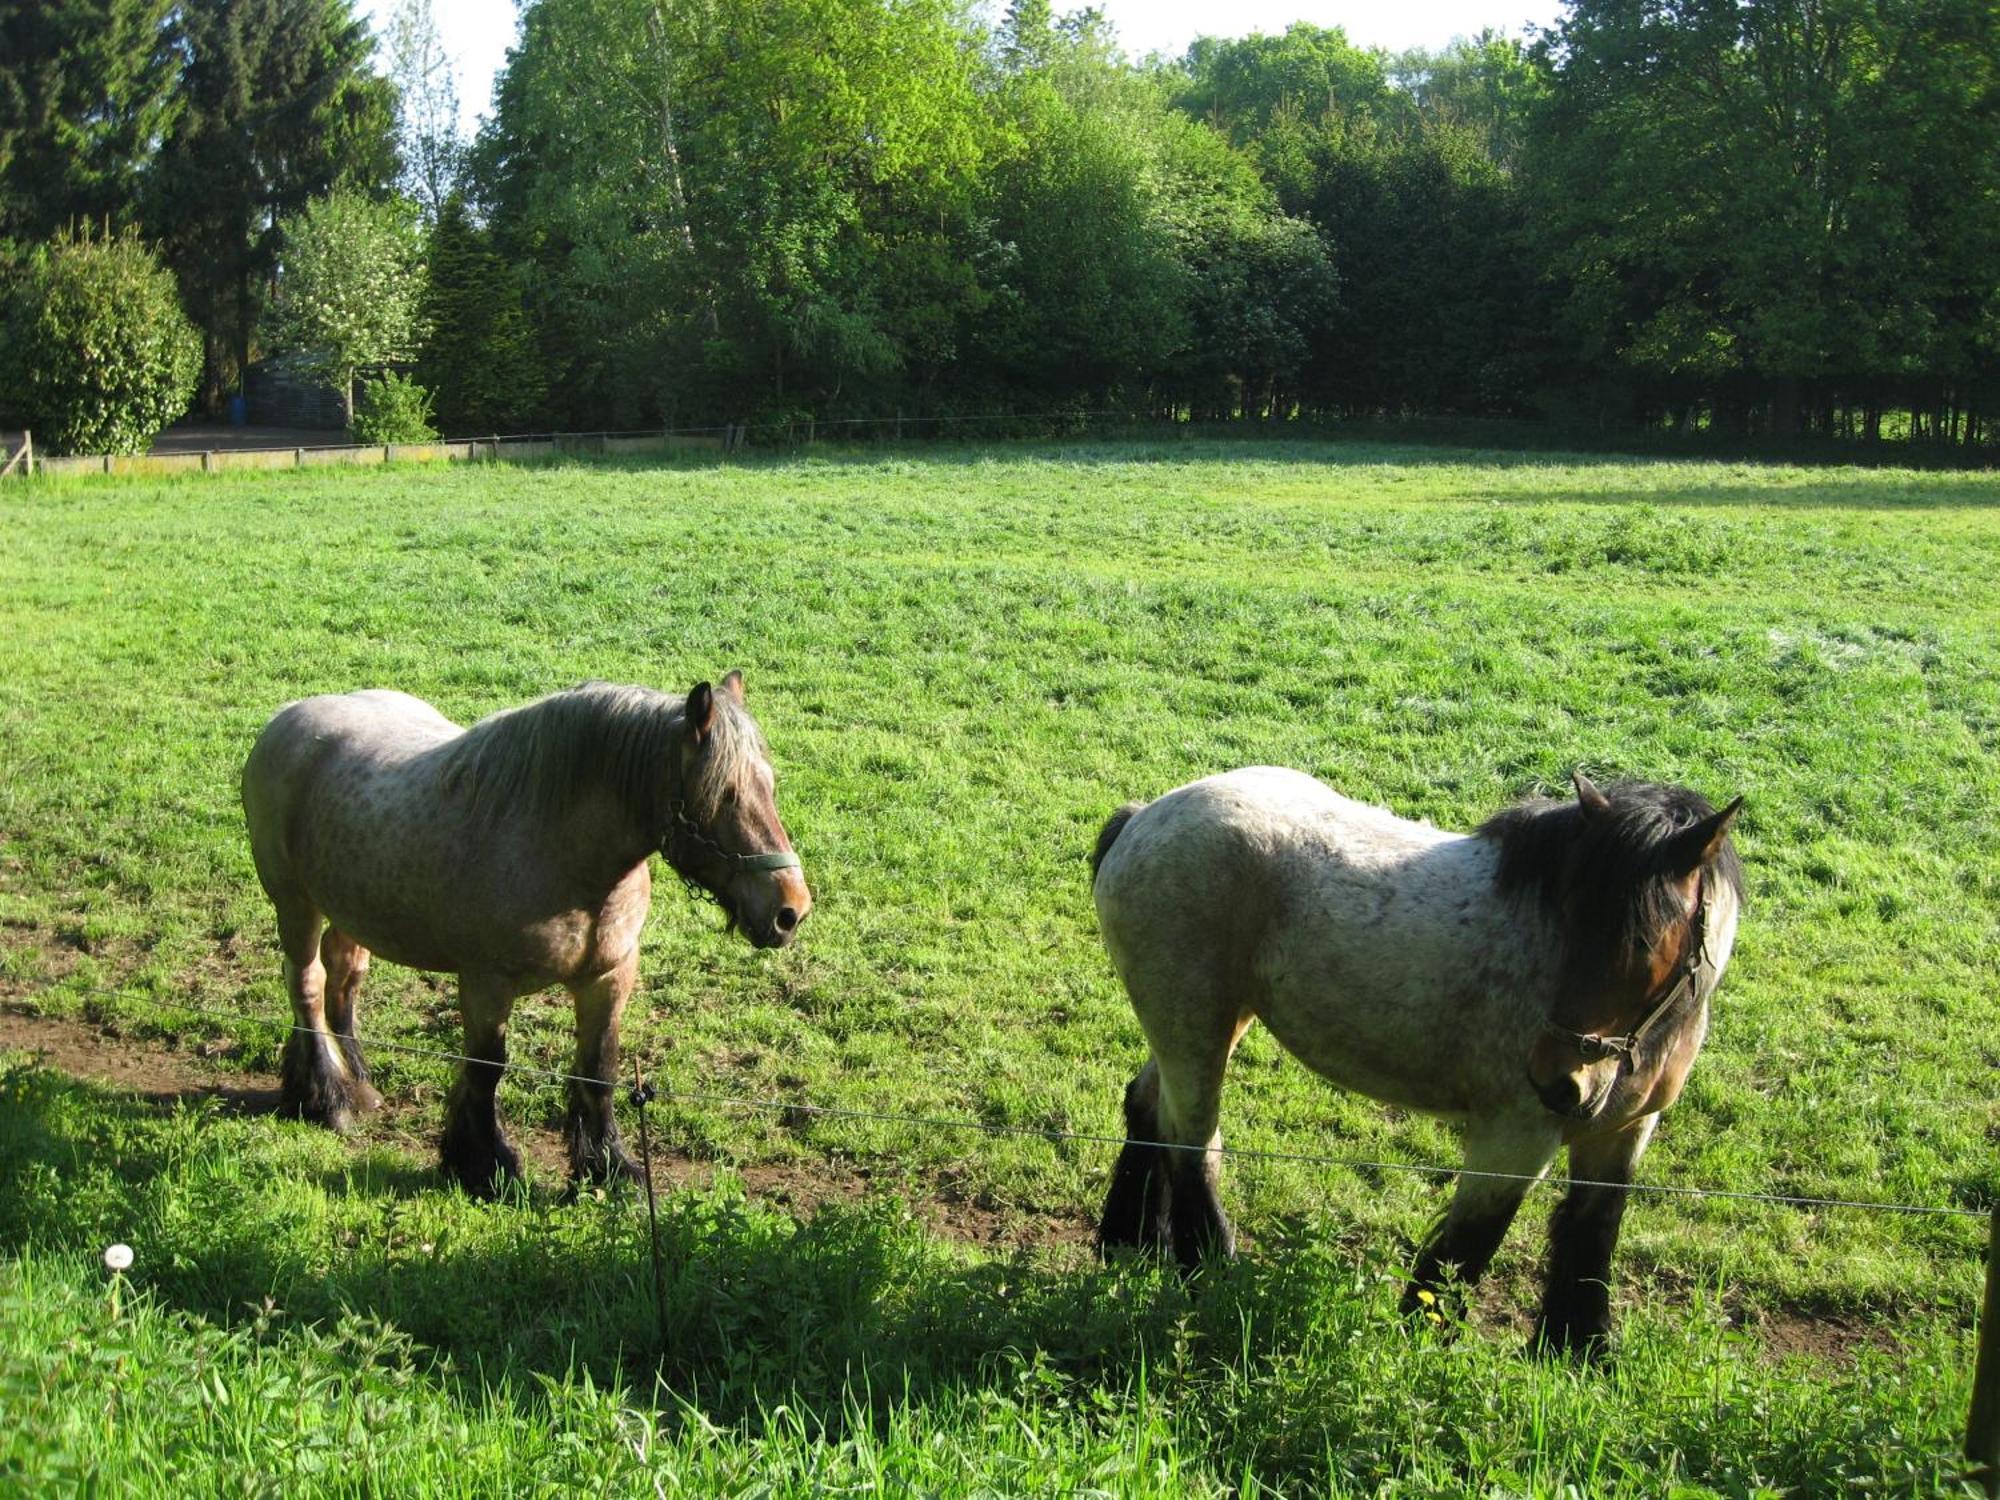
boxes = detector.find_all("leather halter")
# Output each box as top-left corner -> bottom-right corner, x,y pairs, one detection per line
1543,873 -> 1708,1065
661,798 -> 800,907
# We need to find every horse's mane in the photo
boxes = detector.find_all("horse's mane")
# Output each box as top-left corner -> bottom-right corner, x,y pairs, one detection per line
438,681 -> 763,827
1476,781 -> 1744,974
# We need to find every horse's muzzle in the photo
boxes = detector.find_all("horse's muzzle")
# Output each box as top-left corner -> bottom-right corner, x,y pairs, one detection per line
1532,1070 -> 1612,1121
739,871 -> 810,949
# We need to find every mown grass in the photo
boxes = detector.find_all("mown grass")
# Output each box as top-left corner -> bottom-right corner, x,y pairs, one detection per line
2,439 -> 1998,1489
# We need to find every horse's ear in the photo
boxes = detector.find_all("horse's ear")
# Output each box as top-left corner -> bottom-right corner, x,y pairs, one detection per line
686,681 -> 716,743
1667,795 -> 1743,873
1572,770 -> 1611,819
720,669 -> 745,704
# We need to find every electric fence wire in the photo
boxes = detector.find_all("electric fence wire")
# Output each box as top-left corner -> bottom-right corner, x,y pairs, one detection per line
8,983 -> 1985,1222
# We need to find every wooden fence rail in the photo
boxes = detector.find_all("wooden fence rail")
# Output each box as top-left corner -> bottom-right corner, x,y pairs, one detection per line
9,430 -> 720,480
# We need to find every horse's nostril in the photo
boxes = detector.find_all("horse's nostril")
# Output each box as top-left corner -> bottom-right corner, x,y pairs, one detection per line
775,906 -> 798,932
1537,1076 -> 1581,1116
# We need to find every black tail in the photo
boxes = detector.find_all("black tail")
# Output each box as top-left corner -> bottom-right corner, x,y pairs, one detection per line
1089,802 -> 1148,886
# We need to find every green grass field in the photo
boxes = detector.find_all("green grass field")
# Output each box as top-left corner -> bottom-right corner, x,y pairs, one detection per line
3,440 -> 1998,1493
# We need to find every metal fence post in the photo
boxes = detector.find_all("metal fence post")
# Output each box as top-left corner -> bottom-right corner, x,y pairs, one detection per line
630,1060 -> 670,1358
1967,1201 -> 2000,1496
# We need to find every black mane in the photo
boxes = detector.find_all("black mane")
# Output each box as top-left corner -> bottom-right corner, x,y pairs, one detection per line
1477,780 -> 1744,983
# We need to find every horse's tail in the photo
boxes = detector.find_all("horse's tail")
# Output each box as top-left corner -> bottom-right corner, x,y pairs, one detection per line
1089,802 -> 1148,886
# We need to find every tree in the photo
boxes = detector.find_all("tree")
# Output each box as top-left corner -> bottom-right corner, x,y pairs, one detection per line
1178,23 -> 1390,145
0,228 -> 200,454
1148,113 -> 1338,420
1172,20 -> 1544,419
1387,32 -> 1543,173
149,0 -> 397,408
1528,0 -> 2000,439
0,0 -> 180,241
384,0 -> 466,218
263,190 -> 426,429
416,195 -> 545,433
479,0 -> 996,428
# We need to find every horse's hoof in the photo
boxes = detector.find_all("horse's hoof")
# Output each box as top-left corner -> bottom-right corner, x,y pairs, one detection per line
441,1136 -> 523,1199
566,1151 -> 643,1196
1530,1319 -> 1613,1368
279,1086 -> 353,1134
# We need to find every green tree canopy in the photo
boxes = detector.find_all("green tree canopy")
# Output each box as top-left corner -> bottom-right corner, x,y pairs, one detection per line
1529,0 -> 2000,437
416,195 -> 545,434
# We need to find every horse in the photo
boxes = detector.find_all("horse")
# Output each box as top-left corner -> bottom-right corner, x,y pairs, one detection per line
241,673 -> 811,1196
1089,767 -> 1742,1361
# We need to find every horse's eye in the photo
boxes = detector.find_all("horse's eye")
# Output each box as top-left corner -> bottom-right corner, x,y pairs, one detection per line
722,787 -> 737,806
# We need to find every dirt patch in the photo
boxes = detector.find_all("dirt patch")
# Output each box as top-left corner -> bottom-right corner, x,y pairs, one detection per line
0,1005 -> 1095,1254
1744,1306 -> 1892,1363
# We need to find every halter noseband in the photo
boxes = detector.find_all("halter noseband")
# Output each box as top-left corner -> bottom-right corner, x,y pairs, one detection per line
662,798 -> 800,907
1544,873 -> 1709,1065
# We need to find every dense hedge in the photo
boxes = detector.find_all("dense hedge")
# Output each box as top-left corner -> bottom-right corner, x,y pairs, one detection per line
0,231 -> 200,456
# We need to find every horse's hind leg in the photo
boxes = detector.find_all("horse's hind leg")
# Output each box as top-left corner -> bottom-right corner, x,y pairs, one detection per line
1097,1059 -> 1173,1255
562,955 -> 641,1187
1403,1118 -> 1562,1320
319,928 -> 383,1114
440,972 -> 523,1198
271,894 -> 369,1132
1144,1013 -> 1253,1271
1533,1113 -> 1657,1366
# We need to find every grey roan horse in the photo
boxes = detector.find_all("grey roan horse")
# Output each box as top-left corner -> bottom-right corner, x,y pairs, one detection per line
1090,767 -> 1742,1360
242,673 -> 810,1195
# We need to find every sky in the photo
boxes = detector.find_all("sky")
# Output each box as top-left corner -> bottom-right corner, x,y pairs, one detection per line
363,0 -> 1567,137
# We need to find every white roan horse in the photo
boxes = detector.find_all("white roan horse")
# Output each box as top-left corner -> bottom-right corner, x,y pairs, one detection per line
1090,768 -> 1742,1360
242,673 -> 810,1195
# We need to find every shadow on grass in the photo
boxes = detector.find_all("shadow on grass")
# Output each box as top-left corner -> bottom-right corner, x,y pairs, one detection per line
0,1060 -> 1972,1491
0,1060 -> 1180,1413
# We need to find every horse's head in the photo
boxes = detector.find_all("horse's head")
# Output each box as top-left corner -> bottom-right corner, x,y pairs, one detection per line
1508,772 -> 1743,1122
663,672 -> 811,949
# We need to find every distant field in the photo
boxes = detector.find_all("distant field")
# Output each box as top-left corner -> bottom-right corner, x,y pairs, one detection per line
3,441 -> 1998,1492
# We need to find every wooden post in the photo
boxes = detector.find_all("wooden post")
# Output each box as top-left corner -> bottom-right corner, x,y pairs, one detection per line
1968,1202 -> 2000,1496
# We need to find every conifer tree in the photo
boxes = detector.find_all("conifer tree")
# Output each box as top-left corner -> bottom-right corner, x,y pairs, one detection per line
148,0 -> 397,408
0,0 -> 180,239
415,196 -> 546,434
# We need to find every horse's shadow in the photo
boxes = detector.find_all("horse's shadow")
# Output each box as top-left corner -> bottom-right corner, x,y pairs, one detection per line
0,1060 -> 1212,1430
0,1063 -> 1956,1489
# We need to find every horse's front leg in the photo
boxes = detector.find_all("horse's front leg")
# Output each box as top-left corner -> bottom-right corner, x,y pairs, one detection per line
1534,1113 -> 1658,1366
562,954 -> 642,1188
1404,1118 -> 1562,1320
440,973 -> 523,1197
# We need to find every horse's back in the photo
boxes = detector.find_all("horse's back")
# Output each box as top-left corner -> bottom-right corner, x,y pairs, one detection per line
242,691 -> 463,886
1094,768 -> 1525,1112
1095,767 -> 1454,898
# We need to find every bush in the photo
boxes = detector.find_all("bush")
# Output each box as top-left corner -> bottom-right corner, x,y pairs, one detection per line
0,229 -> 200,455
349,373 -> 438,443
